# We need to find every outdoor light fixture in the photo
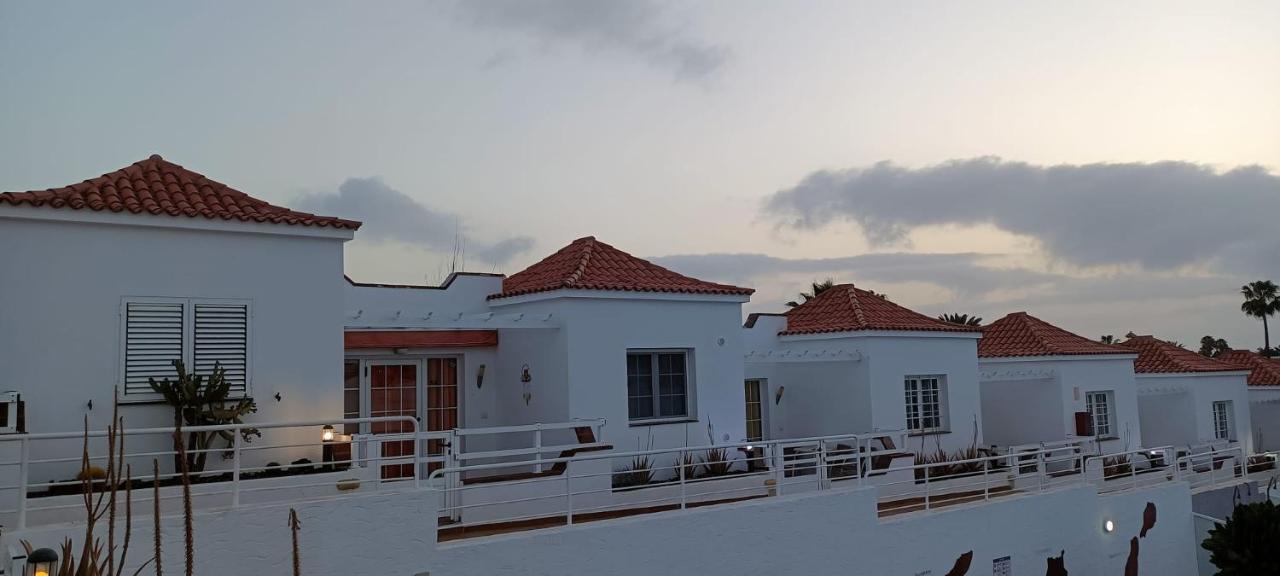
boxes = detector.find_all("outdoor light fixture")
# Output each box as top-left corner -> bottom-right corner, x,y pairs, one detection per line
321,424 -> 336,442
26,548 -> 58,576
1103,519 -> 1115,533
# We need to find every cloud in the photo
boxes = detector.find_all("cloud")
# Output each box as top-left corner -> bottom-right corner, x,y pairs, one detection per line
295,177 -> 533,265
453,0 -> 729,81
764,158 -> 1280,276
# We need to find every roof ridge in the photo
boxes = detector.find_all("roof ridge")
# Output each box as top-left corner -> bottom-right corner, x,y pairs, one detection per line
562,237 -> 597,289
846,285 -> 868,328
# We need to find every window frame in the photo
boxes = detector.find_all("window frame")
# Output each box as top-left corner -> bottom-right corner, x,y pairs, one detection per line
119,297 -> 253,403
626,349 -> 696,425
1085,391 -> 1116,439
1212,400 -> 1233,441
904,375 -> 949,435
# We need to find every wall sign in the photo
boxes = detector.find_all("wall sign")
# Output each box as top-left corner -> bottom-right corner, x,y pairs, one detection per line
992,556 -> 1011,576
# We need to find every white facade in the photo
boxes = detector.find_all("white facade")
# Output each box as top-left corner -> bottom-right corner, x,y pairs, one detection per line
979,355 -> 1143,453
0,206 -> 353,479
1136,372 -> 1253,454
744,315 -> 984,453
1249,387 -> 1280,451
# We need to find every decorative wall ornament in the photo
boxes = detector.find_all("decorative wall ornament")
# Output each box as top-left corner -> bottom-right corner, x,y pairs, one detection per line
943,550 -> 973,575
521,364 -> 533,405
476,364 -> 486,389
980,368 -> 1056,381
1045,550 -> 1067,576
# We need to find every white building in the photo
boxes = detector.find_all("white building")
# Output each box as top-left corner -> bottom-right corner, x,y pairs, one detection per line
1121,335 -> 1253,456
977,312 -> 1142,455
1216,349 -> 1280,452
0,155 -> 358,482
742,284 -> 984,454
342,236 -> 755,468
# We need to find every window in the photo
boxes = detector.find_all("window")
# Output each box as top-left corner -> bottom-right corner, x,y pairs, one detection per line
1085,391 -> 1115,438
627,350 -> 692,422
122,298 -> 250,399
904,376 -> 947,434
343,360 -> 361,435
1213,401 -> 1233,441
744,379 -> 765,442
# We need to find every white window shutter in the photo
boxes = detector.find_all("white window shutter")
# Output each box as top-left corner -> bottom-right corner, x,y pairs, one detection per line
124,302 -> 185,395
193,303 -> 249,395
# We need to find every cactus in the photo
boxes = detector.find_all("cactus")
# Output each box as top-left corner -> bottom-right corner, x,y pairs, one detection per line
150,360 -> 259,473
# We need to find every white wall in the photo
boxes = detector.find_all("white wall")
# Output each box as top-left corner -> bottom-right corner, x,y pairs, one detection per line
1247,390 -> 1280,451
864,335 -> 983,453
4,490 -> 435,576
1137,374 -> 1253,453
0,212 -> 349,481
979,356 -> 1143,452
492,294 -> 749,460
979,377 -> 1063,445
431,482 -> 1196,576
1138,391 -> 1198,447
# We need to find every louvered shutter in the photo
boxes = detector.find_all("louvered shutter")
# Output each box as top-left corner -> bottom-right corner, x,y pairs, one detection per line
123,302 -> 185,395
193,303 -> 249,395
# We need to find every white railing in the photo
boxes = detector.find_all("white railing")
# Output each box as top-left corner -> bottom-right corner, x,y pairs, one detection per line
0,416 -> 427,530
449,419 -> 607,473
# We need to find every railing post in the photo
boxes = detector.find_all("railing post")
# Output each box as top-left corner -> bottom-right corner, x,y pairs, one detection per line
679,450 -> 687,510
17,436 -> 30,530
564,461 -> 574,526
1037,451 -> 1046,492
1131,453 -> 1138,491
1239,448 -> 1249,482
983,457 -> 989,501
924,463 -> 931,511
774,445 -> 785,497
534,423 -> 543,474
232,428 -> 242,508
817,442 -> 827,490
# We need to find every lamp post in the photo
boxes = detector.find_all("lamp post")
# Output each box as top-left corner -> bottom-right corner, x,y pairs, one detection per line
321,424 -> 336,443
25,548 -> 58,576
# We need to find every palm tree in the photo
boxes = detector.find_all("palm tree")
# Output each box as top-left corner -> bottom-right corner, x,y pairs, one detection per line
1241,280 -> 1280,357
786,278 -> 836,308
1099,335 -> 1117,344
938,313 -> 982,326
1198,335 -> 1229,358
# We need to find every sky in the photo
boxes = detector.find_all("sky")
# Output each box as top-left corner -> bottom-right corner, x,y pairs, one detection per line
3,1 -> 1278,349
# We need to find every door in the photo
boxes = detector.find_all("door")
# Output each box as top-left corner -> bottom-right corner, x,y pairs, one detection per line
424,357 -> 460,474
367,361 -> 420,479
745,379 -> 767,443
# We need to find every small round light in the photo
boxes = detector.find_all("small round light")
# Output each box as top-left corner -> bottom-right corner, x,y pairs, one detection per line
1103,519 -> 1115,533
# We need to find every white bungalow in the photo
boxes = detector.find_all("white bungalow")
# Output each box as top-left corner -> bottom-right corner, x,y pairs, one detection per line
342,236 -> 756,467
1216,349 -> 1280,452
742,284 -> 984,454
1121,335 -> 1253,456
0,155 -> 358,485
977,312 -> 1142,457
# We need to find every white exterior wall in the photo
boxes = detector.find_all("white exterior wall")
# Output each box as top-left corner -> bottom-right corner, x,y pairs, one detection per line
1249,389 -> 1280,451
431,482 -> 1196,576
492,293 -> 749,458
745,317 -> 983,453
0,210 -> 349,480
1137,373 -> 1253,453
979,356 -> 1143,452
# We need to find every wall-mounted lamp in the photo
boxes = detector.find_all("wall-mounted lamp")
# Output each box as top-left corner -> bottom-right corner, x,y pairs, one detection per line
476,364 -> 486,389
774,385 -> 785,405
321,424 -> 335,443
1103,519 -> 1115,533
26,548 -> 58,576
521,364 -> 533,405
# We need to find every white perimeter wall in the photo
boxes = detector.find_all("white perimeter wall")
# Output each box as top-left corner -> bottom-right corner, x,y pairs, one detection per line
4,490 -> 434,576
0,213 -> 348,481
431,482 -> 1196,576
1137,374 -> 1253,453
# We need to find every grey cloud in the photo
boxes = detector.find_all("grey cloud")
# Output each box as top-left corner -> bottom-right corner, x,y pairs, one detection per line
652,252 -> 1054,299
295,177 -> 533,265
764,158 -> 1280,275
454,0 -> 728,81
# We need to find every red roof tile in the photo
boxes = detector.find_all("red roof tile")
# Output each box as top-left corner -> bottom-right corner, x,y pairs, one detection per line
1217,349 -> 1280,386
345,330 -> 498,349
1118,335 -> 1245,374
781,284 -> 981,335
979,312 -> 1133,358
0,155 -> 360,231
490,236 -> 753,300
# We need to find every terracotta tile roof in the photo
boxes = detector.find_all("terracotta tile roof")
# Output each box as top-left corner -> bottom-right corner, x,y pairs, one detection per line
978,312 -> 1133,358
781,284 -> 981,335
1118,335 -> 1245,374
345,330 -> 498,349
1217,349 -> 1280,386
490,236 -> 754,300
0,155 -> 360,230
